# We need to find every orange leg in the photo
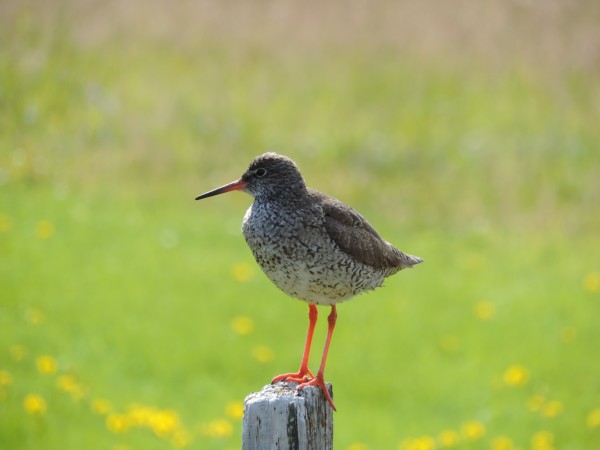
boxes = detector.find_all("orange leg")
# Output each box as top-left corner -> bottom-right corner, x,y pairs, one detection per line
272,304 -> 317,383
298,305 -> 337,411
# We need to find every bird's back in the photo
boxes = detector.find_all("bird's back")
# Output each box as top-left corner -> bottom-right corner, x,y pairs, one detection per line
311,189 -> 423,272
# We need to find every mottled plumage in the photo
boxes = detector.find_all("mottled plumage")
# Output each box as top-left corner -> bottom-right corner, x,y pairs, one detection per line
232,153 -> 422,302
195,152 -> 422,410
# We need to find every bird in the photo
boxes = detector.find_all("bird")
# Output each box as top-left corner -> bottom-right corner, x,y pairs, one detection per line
195,153 -> 422,410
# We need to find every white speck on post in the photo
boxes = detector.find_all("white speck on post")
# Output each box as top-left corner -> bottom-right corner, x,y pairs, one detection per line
242,382 -> 334,450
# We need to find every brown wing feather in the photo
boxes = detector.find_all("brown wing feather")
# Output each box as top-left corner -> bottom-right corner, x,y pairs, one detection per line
311,191 -> 421,270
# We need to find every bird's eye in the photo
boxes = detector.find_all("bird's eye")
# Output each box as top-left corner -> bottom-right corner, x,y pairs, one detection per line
255,168 -> 267,178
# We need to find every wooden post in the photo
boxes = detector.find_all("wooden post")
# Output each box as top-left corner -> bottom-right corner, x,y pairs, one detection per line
242,382 -> 334,450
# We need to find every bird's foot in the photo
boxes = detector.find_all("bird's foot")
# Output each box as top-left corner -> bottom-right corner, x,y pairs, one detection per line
297,375 -> 336,411
271,368 -> 314,384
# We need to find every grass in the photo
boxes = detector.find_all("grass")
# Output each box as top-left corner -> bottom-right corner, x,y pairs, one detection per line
1,2 -> 600,449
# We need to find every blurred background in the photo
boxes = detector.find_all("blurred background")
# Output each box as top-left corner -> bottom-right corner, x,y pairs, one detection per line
1,0 -> 599,449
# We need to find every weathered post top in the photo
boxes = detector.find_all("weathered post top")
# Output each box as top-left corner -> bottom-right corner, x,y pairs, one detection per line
242,382 -> 334,450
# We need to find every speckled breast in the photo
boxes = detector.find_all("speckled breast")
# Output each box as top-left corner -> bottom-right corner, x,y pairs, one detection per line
241,201 -> 386,305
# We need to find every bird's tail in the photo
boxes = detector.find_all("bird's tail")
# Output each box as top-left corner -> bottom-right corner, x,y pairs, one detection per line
399,252 -> 424,269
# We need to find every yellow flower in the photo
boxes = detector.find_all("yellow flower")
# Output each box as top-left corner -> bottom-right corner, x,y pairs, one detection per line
106,414 -> 131,433
584,272 -> 600,294
91,398 -> 113,415
461,421 -> 485,440
56,374 -> 86,400
399,436 -> 436,450
127,404 -> 154,426
0,372 -> 12,402
438,334 -> 460,353
531,431 -> 553,449
200,418 -> 233,438
10,344 -> 27,361
0,214 -> 12,232
474,301 -> 495,320
503,365 -> 529,387
252,345 -> 274,363
26,307 -> 45,324
171,428 -> 193,448
541,400 -> 563,418
491,436 -> 515,450
587,408 -> 600,428
57,374 -> 76,390
36,355 -> 58,375
231,262 -> 253,282
120,404 -> 183,438
438,429 -> 460,447
149,410 -> 180,437
24,394 -> 47,415
36,219 -> 54,239
0,371 -> 12,387
225,401 -> 244,420
527,394 -> 546,412
231,316 -> 255,335
347,443 -> 369,450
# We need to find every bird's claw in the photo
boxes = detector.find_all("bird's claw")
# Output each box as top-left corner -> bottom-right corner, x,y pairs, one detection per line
272,372 -> 336,411
271,369 -> 314,384
297,375 -> 336,411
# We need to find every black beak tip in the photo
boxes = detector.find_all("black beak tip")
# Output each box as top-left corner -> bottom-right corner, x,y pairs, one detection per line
194,179 -> 246,202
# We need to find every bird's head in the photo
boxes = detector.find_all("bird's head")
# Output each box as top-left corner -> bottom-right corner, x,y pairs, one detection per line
195,153 -> 307,201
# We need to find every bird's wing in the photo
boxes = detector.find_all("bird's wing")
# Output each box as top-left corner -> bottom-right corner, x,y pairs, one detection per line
313,191 -> 418,270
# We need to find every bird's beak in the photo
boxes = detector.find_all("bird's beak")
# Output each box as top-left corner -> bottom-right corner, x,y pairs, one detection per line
195,179 -> 247,200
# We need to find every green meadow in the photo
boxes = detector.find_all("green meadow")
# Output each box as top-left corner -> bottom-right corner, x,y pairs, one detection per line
1,2 -> 599,449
